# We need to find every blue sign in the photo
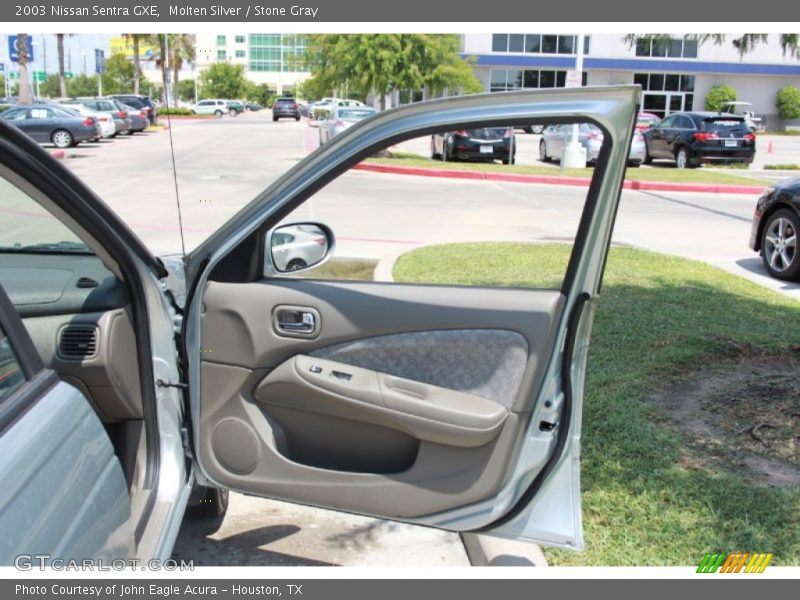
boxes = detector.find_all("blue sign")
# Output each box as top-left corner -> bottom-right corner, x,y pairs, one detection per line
7,35 -> 34,63
95,48 -> 105,74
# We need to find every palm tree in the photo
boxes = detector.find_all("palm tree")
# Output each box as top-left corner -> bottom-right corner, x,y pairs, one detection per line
169,34 -> 195,106
54,34 -> 77,97
17,34 -> 33,104
123,34 -> 147,94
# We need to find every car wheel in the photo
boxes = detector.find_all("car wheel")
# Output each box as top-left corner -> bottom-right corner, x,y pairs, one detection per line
532,125 -> 544,134
295,116 -> 300,121
230,109 -> 238,117
126,129 -> 135,136
214,110 -> 223,118
286,258 -> 307,272
51,129 -> 74,149
761,209 -> 800,280
185,486 -> 230,520
628,160 -> 641,168
539,139 -> 550,162
675,147 -> 695,169
502,155 -> 515,165
273,116 -> 278,122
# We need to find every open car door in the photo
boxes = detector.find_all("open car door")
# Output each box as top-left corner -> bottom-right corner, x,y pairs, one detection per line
182,86 -> 638,549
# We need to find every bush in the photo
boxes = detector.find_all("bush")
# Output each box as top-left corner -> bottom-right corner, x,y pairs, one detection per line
705,85 -> 737,112
157,107 -> 194,116
776,86 -> 800,121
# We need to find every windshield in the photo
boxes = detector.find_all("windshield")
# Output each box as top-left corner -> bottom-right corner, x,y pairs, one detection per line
337,109 -> 375,120
701,117 -> 747,134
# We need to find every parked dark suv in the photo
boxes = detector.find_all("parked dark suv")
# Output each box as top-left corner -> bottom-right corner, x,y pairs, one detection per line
272,98 -> 300,121
108,94 -> 158,124
642,111 -> 756,168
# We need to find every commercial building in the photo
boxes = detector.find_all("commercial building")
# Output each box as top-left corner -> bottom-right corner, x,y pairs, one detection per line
462,33 -> 800,128
194,33 -> 309,94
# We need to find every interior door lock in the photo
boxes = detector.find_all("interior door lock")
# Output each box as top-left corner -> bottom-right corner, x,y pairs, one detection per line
273,306 -> 320,338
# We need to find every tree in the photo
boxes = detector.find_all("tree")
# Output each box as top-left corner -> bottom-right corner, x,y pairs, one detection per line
705,85 -> 737,112
122,34 -> 147,95
168,34 -> 195,105
55,33 -> 72,98
68,73 -> 98,97
776,86 -> 800,121
17,34 -> 33,104
101,52 -> 134,95
624,33 -> 800,60
303,35 -> 482,109
198,62 -> 248,99
40,74 -> 62,98
179,79 -> 196,103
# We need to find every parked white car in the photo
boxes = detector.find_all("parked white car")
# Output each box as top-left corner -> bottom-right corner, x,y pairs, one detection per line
269,225 -> 330,271
311,98 -> 365,121
191,99 -> 230,117
56,104 -> 115,139
319,106 -> 378,144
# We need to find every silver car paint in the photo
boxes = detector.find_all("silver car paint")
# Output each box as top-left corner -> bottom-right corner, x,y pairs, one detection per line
0,381 -> 135,563
183,86 -> 638,549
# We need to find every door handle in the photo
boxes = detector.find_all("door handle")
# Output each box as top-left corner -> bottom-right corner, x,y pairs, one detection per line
273,306 -> 320,337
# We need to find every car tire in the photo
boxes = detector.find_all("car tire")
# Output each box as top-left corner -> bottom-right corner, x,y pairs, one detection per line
642,146 -> 653,165
628,160 -> 641,168
230,109 -> 238,117
503,155 -> 515,165
675,147 -> 695,169
51,129 -> 74,148
532,125 -> 544,134
215,110 -> 223,118
760,209 -> 800,280
295,116 -> 300,121
523,126 -> 533,134
286,258 -> 307,272
539,139 -> 550,162
273,116 -> 278,122
127,129 -> 135,136
185,486 -> 230,520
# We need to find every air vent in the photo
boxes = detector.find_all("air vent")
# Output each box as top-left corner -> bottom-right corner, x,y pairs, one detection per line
59,326 -> 98,359
76,277 -> 99,289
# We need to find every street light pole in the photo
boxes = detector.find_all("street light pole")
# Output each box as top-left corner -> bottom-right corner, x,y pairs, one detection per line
561,33 -> 587,169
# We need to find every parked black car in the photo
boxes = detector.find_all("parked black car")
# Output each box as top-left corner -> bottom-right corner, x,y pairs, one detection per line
642,111 -> 756,168
108,94 -> 158,124
431,127 -> 517,164
272,98 -> 301,121
0,104 -> 98,148
749,177 -> 800,280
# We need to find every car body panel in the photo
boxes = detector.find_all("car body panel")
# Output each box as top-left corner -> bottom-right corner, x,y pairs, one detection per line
542,123 -> 644,164
432,127 -> 516,163
192,100 -> 229,116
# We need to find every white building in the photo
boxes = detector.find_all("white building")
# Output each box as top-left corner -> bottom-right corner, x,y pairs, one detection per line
194,33 -> 309,94
462,33 -> 800,127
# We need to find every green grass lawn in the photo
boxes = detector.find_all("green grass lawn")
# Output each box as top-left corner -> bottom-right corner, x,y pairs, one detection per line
393,243 -> 800,565
366,152 -> 769,186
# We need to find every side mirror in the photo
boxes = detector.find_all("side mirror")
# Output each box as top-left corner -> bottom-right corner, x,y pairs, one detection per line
266,222 -> 335,275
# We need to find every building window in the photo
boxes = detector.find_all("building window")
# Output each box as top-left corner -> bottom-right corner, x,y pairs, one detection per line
635,37 -> 698,59
491,34 -> 584,55
217,49 -> 227,61
235,35 -> 246,44
216,35 -> 226,46
248,33 -> 309,73
490,68 -> 570,91
235,50 -> 246,58
635,72 -> 695,118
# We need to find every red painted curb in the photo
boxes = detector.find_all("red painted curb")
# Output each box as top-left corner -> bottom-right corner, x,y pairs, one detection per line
352,162 -> 766,195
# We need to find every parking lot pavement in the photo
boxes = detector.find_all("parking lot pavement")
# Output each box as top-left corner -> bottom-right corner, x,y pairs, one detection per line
173,492 -> 470,566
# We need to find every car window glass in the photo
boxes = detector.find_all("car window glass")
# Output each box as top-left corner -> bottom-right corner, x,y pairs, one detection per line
675,116 -> 694,129
659,116 -> 675,128
274,121 -> 596,289
0,324 -> 26,403
30,109 -> 50,120
702,118 -> 747,133
0,173 -> 90,254
4,109 -> 26,120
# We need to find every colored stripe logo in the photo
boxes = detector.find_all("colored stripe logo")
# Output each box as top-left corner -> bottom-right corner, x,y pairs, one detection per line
697,553 -> 773,573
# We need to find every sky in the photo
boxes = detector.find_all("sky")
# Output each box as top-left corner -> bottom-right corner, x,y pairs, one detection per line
1,34 -> 117,76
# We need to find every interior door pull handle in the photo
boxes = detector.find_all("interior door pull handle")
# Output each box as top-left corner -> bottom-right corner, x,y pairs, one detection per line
277,311 -> 316,332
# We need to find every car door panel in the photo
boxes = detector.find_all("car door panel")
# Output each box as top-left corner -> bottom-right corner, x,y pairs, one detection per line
187,87 -> 638,546
0,282 -> 134,563
198,280 -> 563,518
